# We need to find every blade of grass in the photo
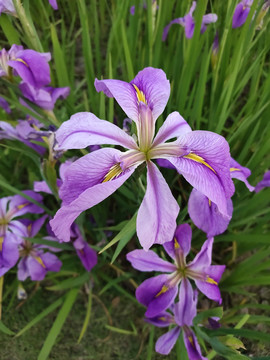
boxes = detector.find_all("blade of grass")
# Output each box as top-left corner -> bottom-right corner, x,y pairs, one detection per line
15,297 -> 63,337
77,287 -> 92,343
37,288 -> 79,360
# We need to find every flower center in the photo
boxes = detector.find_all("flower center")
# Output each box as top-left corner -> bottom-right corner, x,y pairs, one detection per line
19,241 -> 33,257
0,218 -> 8,226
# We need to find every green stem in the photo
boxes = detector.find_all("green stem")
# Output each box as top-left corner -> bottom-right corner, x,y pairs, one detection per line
0,276 -> 4,320
13,0 -> 43,51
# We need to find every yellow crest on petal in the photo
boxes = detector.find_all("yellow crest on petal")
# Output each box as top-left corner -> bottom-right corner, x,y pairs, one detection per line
17,203 -> 29,210
133,84 -> 147,105
183,153 -> 216,174
102,163 -> 123,183
15,58 -> 29,67
206,276 -> 218,285
155,284 -> 169,298
230,167 -> 240,172
0,236 -> 3,252
34,256 -> 46,268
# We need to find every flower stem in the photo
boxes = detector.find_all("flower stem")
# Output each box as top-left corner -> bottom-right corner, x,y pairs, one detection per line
0,276 -> 4,320
13,0 -> 43,52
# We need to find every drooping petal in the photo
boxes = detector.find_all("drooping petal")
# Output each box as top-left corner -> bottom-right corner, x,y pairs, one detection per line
126,249 -> 176,272
152,112 -> 191,147
26,256 -> 46,281
131,67 -> 170,122
6,190 -> 43,218
206,264 -> 226,284
230,158 -> 254,191
73,232 -> 97,272
164,223 -> 192,261
188,189 -> 233,237
50,151 -> 136,242
19,83 -> 69,110
55,112 -> 137,151
168,130 -> 234,216
145,311 -> 175,328
137,161 -> 179,250
183,329 -> 207,360
0,234 -> 19,276
155,327 -> 181,355
59,148 -> 126,205
174,279 -> 197,327
28,252 -> 62,281
136,274 -> 178,318
194,265 -> 225,304
162,18 -> 185,41
255,170 -> 270,192
8,50 -> 51,88
42,252 -> 62,272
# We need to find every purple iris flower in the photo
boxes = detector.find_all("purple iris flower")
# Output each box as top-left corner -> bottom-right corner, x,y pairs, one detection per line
188,158 -> 254,237
0,45 -> 51,88
50,67 -> 234,250
232,0 -> 253,28
0,117 -> 47,155
147,281 -> 206,358
188,190 -> 233,237
71,225 -> 97,272
34,160 -> 97,272
17,216 -> 62,281
0,97 -> 11,113
127,224 -> 225,317
255,170 -> 270,192
19,82 -> 70,110
0,0 -> 16,16
0,191 -> 43,276
162,1 -> 218,40
48,0 -> 58,10
230,158 -> 255,192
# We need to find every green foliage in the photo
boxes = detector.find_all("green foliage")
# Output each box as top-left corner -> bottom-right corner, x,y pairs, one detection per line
0,0 -> 270,358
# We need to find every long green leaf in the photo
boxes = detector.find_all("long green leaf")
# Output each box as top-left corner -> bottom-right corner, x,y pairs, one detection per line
37,288 -> 79,360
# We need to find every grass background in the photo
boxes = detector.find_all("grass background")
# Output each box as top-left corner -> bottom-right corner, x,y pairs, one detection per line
0,0 -> 270,359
